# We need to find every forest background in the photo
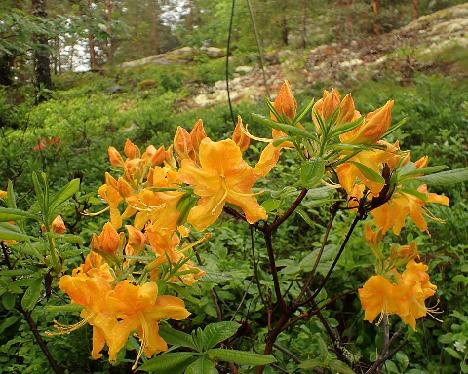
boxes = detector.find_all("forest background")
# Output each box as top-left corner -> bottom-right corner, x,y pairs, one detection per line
0,0 -> 467,373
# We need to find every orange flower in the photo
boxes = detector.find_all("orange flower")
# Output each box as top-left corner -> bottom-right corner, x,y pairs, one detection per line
358,275 -> 397,323
0,190 -> 8,200
271,80 -> 297,122
371,184 -> 449,235
270,81 -> 297,144
336,140 -> 403,199
190,119 -> 207,152
106,281 -> 190,362
393,260 -> 437,330
108,147 -> 124,168
57,261 -> 115,360
124,139 -> 140,159
174,126 -> 195,161
340,100 -> 394,144
91,222 -> 120,255
98,179 -> 123,229
51,215 -> 66,234
232,116 -> 250,152
125,225 -> 146,256
177,138 -> 274,231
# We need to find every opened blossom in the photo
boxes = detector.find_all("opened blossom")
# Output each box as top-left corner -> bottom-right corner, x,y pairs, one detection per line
106,281 -> 189,363
177,138 -> 278,231
359,258 -> 437,330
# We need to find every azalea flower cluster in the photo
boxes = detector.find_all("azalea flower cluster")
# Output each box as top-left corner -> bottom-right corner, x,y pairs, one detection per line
55,117 -> 281,363
54,81 -> 449,364
264,82 -> 448,330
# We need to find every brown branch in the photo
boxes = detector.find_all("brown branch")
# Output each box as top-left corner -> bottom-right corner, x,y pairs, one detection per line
263,230 -> 287,313
295,203 -> 338,306
269,188 -> 308,233
296,214 -> 362,308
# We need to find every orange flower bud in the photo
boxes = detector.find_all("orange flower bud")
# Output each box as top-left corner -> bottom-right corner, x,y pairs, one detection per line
271,80 -> 297,121
415,156 -> 428,169
337,93 -> 360,125
312,89 -> 341,129
108,147 -> 124,167
117,177 -> 133,198
174,126 -> 195,160
151,145 -> 166,166
232,116 -> 250,152
125,225 -> 146,256
0,190 -> 7,200
51,215 -> 66,234
124,139 -> 140,159
104,172 -> 119,190
92,222 -> 120,254
142,145 -> 157,163
340,100 -> 394,144
190,119 -> 207,152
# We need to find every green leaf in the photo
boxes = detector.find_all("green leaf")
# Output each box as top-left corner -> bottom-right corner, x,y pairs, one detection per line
299,358 -> 322,370
48,178 -> 80,216
400,165 -> 447,178
45,304 -> 83,314
200,321 -> 240,350
292,98 -> 315,126
208,349 -> 276,366
185,357 -> 218,374
0,316 -> 19,334
138,352 -> 197,373
330,116 -> 364,136
2,292 -> 16,310
349,161 -> 385,184
0,269 -> 35,277
329,359 -> 357,374
261,199 -> 281,213
415,168 -> 468,186
300,159 -> 325,188
21,278 -> 42,310
6,180 -> 17,209
0,207 -> 36,222
0,222 -> 32,242
295,207 -> 321,229
159,324 -> 197,350
251,114 -> 318,141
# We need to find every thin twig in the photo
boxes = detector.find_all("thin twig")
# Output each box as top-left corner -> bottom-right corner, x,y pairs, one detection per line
298,214 -> 362,307
225,0 -> 236,124
269,188 -> 308,233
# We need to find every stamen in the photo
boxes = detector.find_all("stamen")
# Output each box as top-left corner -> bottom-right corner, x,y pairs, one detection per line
45,313 -> 96,336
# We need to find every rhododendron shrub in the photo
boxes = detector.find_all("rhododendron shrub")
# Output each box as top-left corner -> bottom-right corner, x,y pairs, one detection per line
1,81 -> 465,373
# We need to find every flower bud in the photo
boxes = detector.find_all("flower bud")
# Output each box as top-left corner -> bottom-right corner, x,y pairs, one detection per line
92,222 -> 120,254
174,126 -> 195,161
151,145 -> 167,166
190,119 -> 207,152
125,225 -> 146,256
271,80 -> 297,121
108,147 -> 124,167
0,190 -> 7,200
124,139 -> 140,159
232,116 -> 250,152
51,215 -> 66,234
340,100 -> 394,144
117,177 -> 133,198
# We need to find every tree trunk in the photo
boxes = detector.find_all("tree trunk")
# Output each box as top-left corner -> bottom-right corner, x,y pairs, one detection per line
371,0 -> 381,35
87,0 -> 98,70
31,0 -> 52,102
104,0 -> 114,62
0,55 -> 13,86
151,0 -> 161,54
412,0 -> 419,20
